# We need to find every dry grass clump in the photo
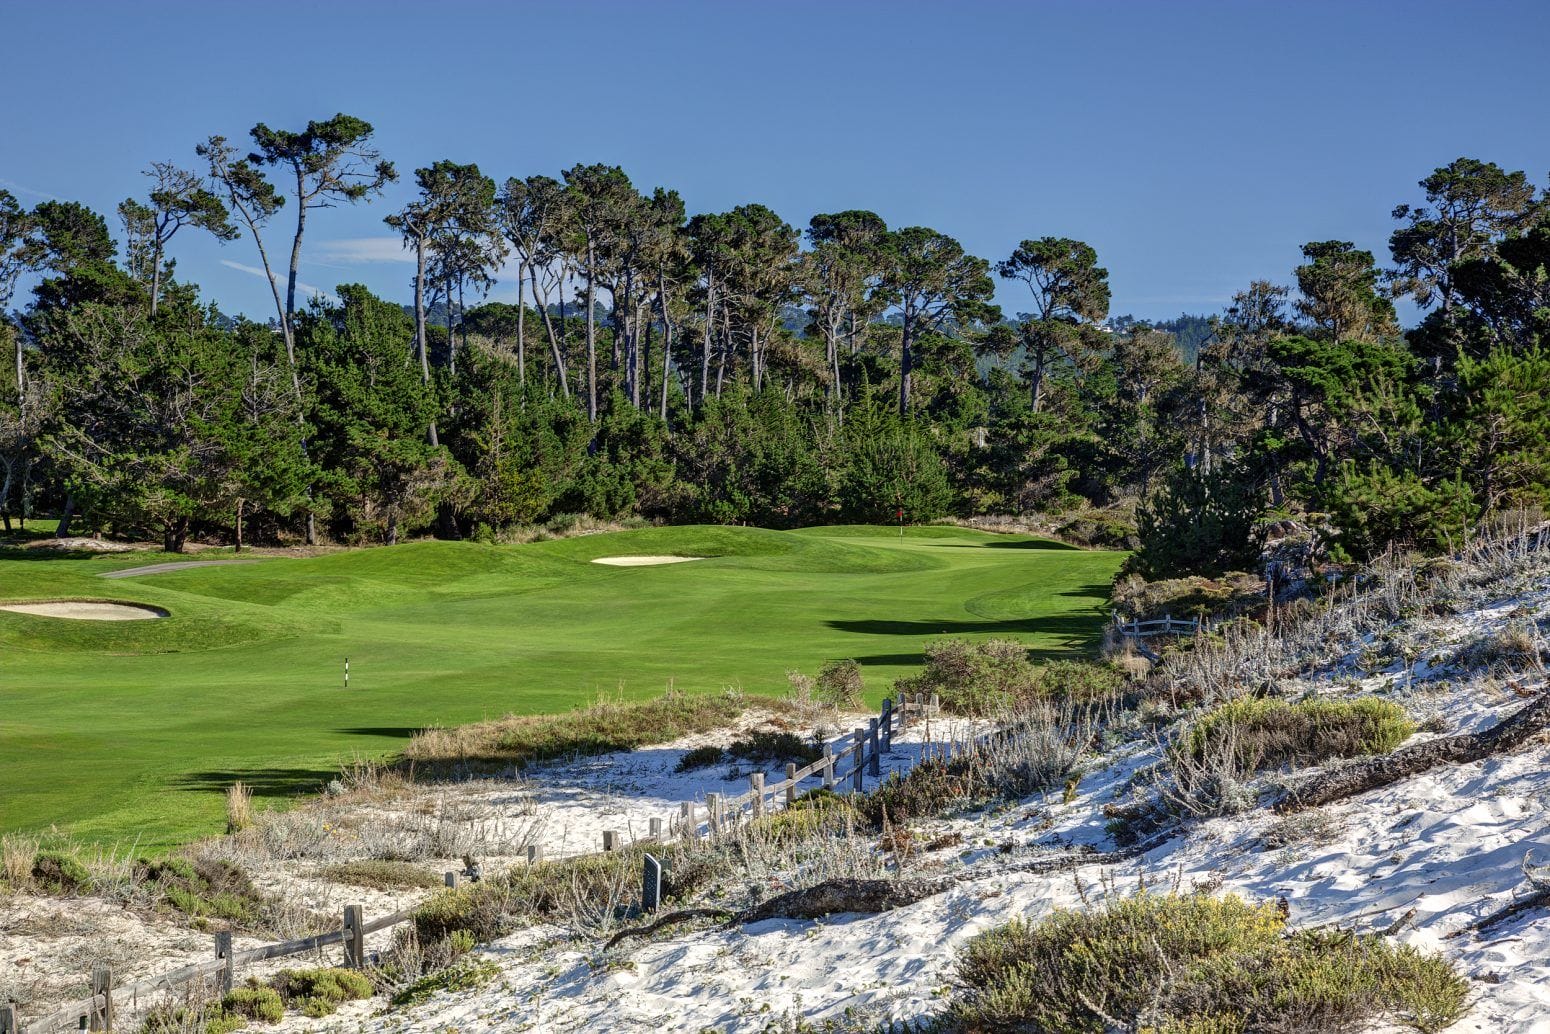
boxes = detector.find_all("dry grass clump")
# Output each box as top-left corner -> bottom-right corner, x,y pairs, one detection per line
494,512 -> 648,544
318,859 -> 444,891
404,688 -> 778,770
859,700 -> 1099,825
949,892 -> 1468,1033
1455,620 -> 1547,673
224,782 -> 254,834
815,658 -> 865,709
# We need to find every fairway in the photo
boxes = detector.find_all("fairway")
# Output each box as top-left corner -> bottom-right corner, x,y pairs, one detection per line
0,525 -> 1122,848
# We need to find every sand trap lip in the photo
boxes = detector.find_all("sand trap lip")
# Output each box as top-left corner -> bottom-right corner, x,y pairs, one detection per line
100,558 -> 262,579
0,600 -> 168,620
590,555 -> 704,567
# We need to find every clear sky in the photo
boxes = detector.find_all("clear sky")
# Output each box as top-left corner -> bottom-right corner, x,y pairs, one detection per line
4,0 -> 1548,324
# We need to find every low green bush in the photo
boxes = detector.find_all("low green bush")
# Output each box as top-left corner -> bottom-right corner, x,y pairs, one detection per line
950,892 -> 1467,1033
31,850 -> 91,893
269,967 -> 372,1018
896,639 -> 1038,715
138,1006 -> 244,1034
727,729 -> 821,767
221,984 -> 283,1023
674,744 -> 726,772
390,958 -> 501,1008
1184,696 -> 1414,772
139,856 -> 265,926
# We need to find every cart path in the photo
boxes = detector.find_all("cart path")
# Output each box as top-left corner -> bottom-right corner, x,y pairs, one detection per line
98,558 -> 266,579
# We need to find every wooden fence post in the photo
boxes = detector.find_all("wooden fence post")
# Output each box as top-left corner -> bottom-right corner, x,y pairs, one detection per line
603,831 -> 621,852
880,698 -> 893,751
749,773 -> 765,818
526,844 -> 543,865
679,801 -> 693,840
641,854 -> 662,913
868,718 -> 881,777
822,745 -> 835,791
343,905 -> 364,970
851,728 -> 865,792
706,793 -> 721,835
648,817 -> 663,839
1,1002 -> 19,1034
215,931 -> 234,994
89,965 -> 110,1031
444,871 -> 460,888
785,762 -> 797,805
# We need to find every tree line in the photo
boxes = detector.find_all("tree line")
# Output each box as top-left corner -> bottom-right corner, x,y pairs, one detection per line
0,115 -> 1545,571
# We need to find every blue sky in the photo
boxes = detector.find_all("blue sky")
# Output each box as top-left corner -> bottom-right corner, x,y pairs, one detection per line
3,0 -> 1548,324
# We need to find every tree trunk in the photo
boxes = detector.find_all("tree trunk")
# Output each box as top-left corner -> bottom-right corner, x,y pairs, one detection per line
898,315 -> 913,417
585,244 -> 598,422
163,516 -> 189,554
234,498 -> 245,553
150,239 -> 164,316
56,495 -> 75,538
534,268 -> 569,397
516,259 -> 527,386
700,275 -> 714,407
659,273 -> 673,424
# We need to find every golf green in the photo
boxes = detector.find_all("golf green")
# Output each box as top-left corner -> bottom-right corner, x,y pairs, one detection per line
0,525 -> 1123,849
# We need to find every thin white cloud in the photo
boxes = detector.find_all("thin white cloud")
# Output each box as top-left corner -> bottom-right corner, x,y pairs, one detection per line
0,177 -> 61,201
313,236 -> 415,264
220,260 -> 337,305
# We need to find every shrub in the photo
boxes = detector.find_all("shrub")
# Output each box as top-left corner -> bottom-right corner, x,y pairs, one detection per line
31,849 -> 91,894
815,659 -> 864,710
139,1004 -> 245,1034
139,856 -> 265,926
269,967 -> 372,1018
412,885 -> 509,945
950,892 -> 1467,1033
1183,696 -> 1414,773
895,639 -> 1038,715
319,860 -> 443,891
727,729 -> 821,767
389,958 -> 500,1008
1132,460 -> 1266,579
674,745 -> 726,772
1029,660 -> 1125,702
221,984 -> 283,1023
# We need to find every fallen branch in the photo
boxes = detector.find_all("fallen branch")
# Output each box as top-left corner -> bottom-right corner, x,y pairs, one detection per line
1447,852 -> 1550,940
1273,693 -> 1550,814
602,906 -> 736,950
740,876 -> 956,924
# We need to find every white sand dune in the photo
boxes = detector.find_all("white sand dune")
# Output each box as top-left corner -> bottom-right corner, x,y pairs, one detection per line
0,600 -> 167,620
590,555 -> 704,567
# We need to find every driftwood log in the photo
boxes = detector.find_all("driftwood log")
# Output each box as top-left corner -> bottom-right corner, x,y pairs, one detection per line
1273,693 -> 1550,814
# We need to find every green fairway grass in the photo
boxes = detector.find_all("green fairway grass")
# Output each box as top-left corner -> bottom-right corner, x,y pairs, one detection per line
0,525 -> 1123,849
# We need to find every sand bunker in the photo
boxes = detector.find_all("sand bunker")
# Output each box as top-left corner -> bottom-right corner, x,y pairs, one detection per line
0,600 -> 168,621
590,555 -> 704,567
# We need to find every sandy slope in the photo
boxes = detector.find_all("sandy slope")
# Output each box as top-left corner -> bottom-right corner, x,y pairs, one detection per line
282,565 -> 1550,1033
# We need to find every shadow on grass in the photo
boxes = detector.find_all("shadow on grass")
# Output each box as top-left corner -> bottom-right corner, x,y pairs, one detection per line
0,546 -> 120,562
925,538 -> 1084,551
852,642 -> 1087,667
826,613 -> 1103,638
172,766 -> 340,800
335,726 -> 425,739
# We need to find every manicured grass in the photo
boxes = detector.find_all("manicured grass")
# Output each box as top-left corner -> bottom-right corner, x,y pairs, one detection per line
0,525 -> 1123,848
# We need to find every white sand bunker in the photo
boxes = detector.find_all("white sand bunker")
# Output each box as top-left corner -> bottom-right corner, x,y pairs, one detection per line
0,600 -> 168,621
590,555 -> 704,567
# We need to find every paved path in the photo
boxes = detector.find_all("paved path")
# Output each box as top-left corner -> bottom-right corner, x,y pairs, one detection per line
99,558 -> 265,579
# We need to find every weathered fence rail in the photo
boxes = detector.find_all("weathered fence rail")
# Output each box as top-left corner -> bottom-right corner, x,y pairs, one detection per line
2,894 -> 430,1033
1112,613 -> 1209,640
6,693 -> 944,1033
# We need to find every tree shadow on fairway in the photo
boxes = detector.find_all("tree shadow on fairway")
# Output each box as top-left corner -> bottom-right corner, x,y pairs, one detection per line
853,641 -> 1087,667
926,538 -> 1082,551
335,726 -> 425,739
826,613 -> 1103,639
172,765 -> 341,800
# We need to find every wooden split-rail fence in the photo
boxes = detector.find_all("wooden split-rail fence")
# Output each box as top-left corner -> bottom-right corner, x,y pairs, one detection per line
1111,613 -> 1210,640
3,693 -> 942,1033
